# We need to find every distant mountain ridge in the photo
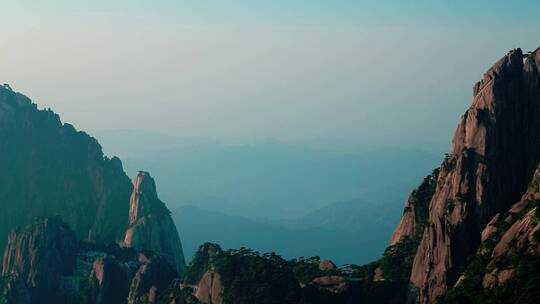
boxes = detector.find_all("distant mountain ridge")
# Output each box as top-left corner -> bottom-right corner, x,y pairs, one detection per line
280,199 -> 400,231
95,130 -> 442,220
174,202 -> 396,265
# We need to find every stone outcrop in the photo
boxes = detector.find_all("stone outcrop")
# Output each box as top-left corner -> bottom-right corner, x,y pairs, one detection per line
309,276 -> 348,294
195,270 -> 223,304
350,170 -> 440,303
127,253 -> 178,304
478,166 -> 540,289
0,216 -> 184,304
122,171 -> 187,273
408,47 -> 540,303
0,84 -> 133,249
391,170 -> 438,245
1,217 -> 78,303
438,163 -> 540,303
318,260 -> 337,271
87,255 -> 131,304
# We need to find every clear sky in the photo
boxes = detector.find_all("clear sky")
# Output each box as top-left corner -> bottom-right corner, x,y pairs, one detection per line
1,0 -> 539,147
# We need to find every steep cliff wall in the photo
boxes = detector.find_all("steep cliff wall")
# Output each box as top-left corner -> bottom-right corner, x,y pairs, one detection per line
0,217 -> 184,304
0,85 -> 133,247
1,217 -> 78,303
440,163 -> 540,303
406,47 -> 540,303
0,85 -> 187,276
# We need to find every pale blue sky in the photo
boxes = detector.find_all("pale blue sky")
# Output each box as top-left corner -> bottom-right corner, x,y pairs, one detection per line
3,1 -> 539,25
0,1 -> 539,148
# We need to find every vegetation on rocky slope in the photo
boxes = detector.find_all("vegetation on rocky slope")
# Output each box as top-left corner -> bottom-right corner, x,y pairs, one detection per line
0,85 -> 133,249
440,164 -> 540,303
181,243 -> 363,304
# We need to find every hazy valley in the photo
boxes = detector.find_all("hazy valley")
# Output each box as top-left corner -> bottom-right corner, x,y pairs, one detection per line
95,132 -> 441,263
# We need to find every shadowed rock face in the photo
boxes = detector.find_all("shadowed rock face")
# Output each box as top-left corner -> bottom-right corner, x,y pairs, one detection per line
1,217 -> 78,303
479,166 -> 540,288
123,171 -> 187,273
438,163 -> 540,303
0,85 -> 133,248
0,275 -> 31,304
408,48 -> 540,303
0,216 -> 184,304
88,255 -> 131,304
127,253 -> 178,304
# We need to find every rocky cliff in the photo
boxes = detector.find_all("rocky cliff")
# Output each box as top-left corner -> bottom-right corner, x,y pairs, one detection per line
439,164 -> 540,303
409,47 -> 540,303
0,217 -> 185,304
122,171 -> 187,273
1,217 -> 78,303
391,169 -> 438,245
0,84 -> 187,274
382,47 -> 540,303
87,255 -> 131,304
0,84 -> 133,247
194,269 -> 223,304
127,252 -> 178,304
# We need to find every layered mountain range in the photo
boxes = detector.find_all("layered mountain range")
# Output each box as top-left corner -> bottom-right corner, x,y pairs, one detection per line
0,45 -> 539,304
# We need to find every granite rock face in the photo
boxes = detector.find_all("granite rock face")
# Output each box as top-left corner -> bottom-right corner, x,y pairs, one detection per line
0,85 -> 133,248
390,170 -> 438,246
478,166 -> 540,289
195,269 -> 223,304
127,253 -> 178,304
87,255 -> 131,304
0,217 -> 184,304
1,217 -> 78,303
438,162 -> 540,303
123,171 -> 187,273
407,48 -> 540,303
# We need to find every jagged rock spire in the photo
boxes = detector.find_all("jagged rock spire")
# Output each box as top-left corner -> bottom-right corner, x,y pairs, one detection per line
123,171 -> 186,273
128,171 -> 169,226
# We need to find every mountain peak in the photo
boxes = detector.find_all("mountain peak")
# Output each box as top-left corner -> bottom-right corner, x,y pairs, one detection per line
409,45 -> 540,303
128,171 -> 169,226
123,171 -> 186,273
